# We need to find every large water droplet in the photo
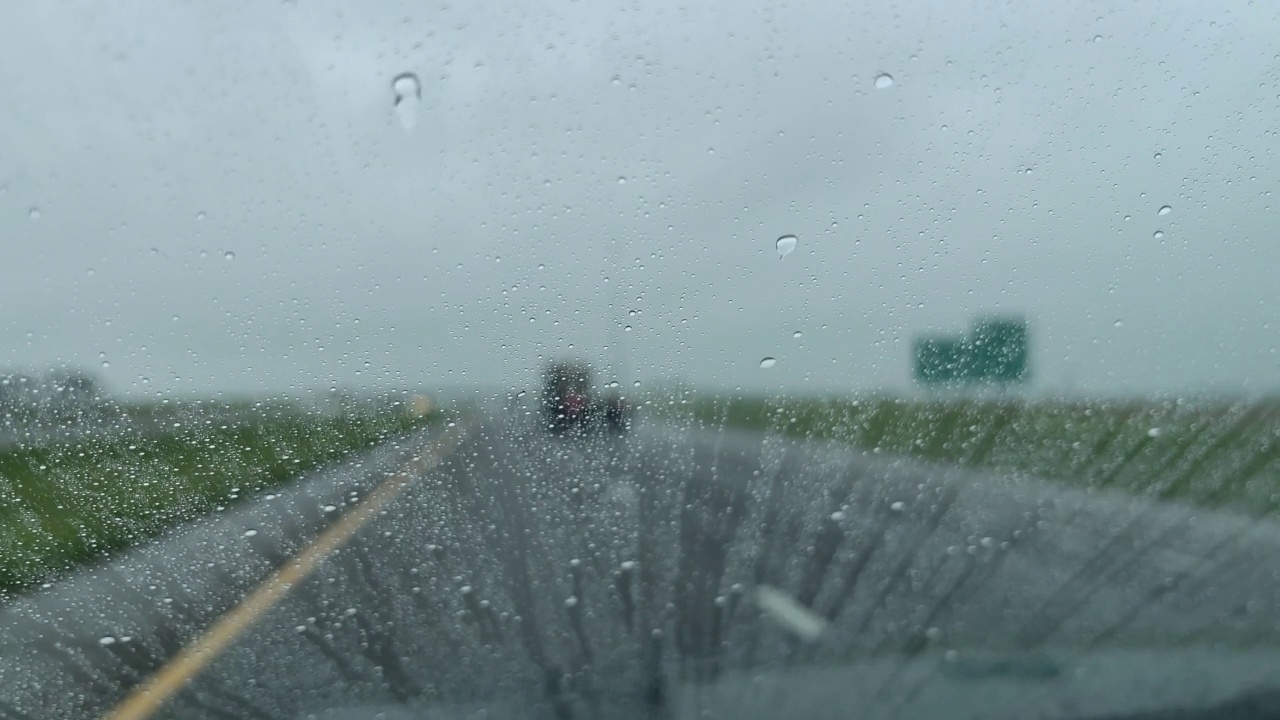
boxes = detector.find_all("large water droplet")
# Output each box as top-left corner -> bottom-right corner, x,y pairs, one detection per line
792,330 -> 803,339
28,207 -> 41,220
759,357 -> 777,369
1153,230 -> 1164,239
874,73 -> 895,89
392,72 -> 422,130
1157,205 -> 1172,216
775,234 -> 797,258
224,251 -> 235,261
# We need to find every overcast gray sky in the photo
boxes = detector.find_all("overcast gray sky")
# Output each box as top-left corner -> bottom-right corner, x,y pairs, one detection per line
2,0 -> 1277,399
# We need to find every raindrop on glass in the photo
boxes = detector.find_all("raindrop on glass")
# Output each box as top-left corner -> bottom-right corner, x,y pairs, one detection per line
392,72 -> 422,130
243,529 -> 258,537
28,207 -> 41,220
98,636 -> 117,646
792,331 -> 803,339
759,357 -> 777,369
874,73 -> 895,89
1157,205 -> 1171,216
775,234 -> 797,258
1153,230 -> 1164,239
196,211 -> 207,222
224,251 -> 235,261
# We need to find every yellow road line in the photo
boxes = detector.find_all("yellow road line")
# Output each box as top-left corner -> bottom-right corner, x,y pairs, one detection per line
103,427 -> 466,720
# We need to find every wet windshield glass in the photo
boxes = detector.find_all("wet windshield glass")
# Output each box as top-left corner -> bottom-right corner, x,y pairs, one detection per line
2,1 -> 1279,719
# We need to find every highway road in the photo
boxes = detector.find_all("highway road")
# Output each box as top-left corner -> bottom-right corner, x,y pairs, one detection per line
3,413 -> 1280,719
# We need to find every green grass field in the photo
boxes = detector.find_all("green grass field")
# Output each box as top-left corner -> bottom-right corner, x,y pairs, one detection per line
666,394 -> 1280,517
0,408 -> 438,597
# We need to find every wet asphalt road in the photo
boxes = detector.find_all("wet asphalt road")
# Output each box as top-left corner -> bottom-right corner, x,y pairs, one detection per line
3,414 -> 1280,719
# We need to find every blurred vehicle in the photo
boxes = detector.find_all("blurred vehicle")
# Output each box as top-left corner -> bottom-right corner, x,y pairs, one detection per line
540,362 -> 632,435
542,361 -> 594,434
602,393 -> 632,434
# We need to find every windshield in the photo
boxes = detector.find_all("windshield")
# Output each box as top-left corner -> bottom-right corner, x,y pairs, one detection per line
3,1 -> 1280,719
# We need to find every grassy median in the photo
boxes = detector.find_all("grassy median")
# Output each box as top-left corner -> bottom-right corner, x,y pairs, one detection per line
0,408 -> 438,597
667,394 -> 1280,517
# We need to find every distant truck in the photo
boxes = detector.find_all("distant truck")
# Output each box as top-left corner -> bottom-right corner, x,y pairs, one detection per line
541,361 -> 631,435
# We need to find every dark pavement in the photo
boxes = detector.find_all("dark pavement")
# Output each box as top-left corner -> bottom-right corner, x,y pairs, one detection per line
3,413 -> 1280,719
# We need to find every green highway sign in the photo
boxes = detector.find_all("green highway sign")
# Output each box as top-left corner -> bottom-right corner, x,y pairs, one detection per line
915,317 -> 1028,385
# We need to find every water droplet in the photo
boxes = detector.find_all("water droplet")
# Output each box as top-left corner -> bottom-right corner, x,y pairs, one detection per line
1147,427 -> 1162,438
1092,34 -> 1103,43
792,331 -> 803,339
28,207 -> 41,220
195,211 -> 207,222
759,357 -> 777,369
617,176 -> 627,185
1153,152 -> 1163,160
874,73 -> 895,89
322,504 -> 337,513
1157,205 -> 1172,216
224,251 -> 235,261
775,234 -> 797,258
1153,230 -> 1164,239
243,529 -> 258,537
890,501 -> 906,512
98,636 -> 117,646
1113,320 -> 1123,328
392,72 -> 422,130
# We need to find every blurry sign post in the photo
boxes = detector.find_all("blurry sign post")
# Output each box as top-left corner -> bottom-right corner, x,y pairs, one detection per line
914,317 -> 1029,386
